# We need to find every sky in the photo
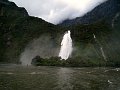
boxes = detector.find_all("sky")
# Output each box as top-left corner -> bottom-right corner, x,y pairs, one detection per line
9,0 -> 107,24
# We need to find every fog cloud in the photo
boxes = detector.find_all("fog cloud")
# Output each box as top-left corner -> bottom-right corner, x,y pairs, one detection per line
20,35 -> 59,65
9,0 -> 107,24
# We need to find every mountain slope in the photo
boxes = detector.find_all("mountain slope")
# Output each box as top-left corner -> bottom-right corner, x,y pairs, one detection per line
0,0 -> 120,67
0,0 -> 64,63
60,0 -> 120,27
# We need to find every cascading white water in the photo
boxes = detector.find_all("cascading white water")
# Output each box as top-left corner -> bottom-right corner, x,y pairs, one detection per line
100,47 -> 107,61
59,30 -> 73,60
93,34 -> 107,61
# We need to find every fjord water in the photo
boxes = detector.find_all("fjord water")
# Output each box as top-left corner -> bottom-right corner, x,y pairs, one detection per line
0,65 -> 120,90
59,30 -> 73,60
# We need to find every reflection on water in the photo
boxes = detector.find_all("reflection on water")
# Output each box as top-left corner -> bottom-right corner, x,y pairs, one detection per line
57,68 -> 73,90
0,65 -> 120,90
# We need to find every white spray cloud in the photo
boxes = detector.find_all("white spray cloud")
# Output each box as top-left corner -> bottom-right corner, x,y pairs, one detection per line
20,35 -> 59,65
9,0 -> 107,24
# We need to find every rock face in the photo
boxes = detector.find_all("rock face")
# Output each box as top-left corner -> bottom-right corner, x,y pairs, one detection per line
60,0 -> 120,27
0,0 -> 120,66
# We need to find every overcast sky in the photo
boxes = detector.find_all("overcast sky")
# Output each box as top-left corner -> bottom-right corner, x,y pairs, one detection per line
9,0 -> 107,24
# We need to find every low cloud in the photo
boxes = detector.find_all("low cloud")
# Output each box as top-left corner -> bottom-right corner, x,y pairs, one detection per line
9,0 -> 107,24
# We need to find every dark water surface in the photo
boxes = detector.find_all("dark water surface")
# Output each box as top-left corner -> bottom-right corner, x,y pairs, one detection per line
0,65 -> 120,90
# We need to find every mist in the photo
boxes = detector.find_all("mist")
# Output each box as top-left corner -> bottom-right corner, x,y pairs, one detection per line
20,35 -> 59,65
9,0 -> 107,24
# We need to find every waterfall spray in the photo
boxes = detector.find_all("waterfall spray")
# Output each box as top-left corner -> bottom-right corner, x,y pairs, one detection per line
59,30 -> 73,60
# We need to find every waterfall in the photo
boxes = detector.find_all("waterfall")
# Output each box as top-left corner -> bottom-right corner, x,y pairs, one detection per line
59,30 -> 73,60
93,34 -> 107,61
100,47 -> 107,61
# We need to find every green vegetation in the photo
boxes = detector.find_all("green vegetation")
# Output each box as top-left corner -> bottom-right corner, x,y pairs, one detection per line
31,56 -> 120,67
0,0 -> 120,67
0,0 -> 64,63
